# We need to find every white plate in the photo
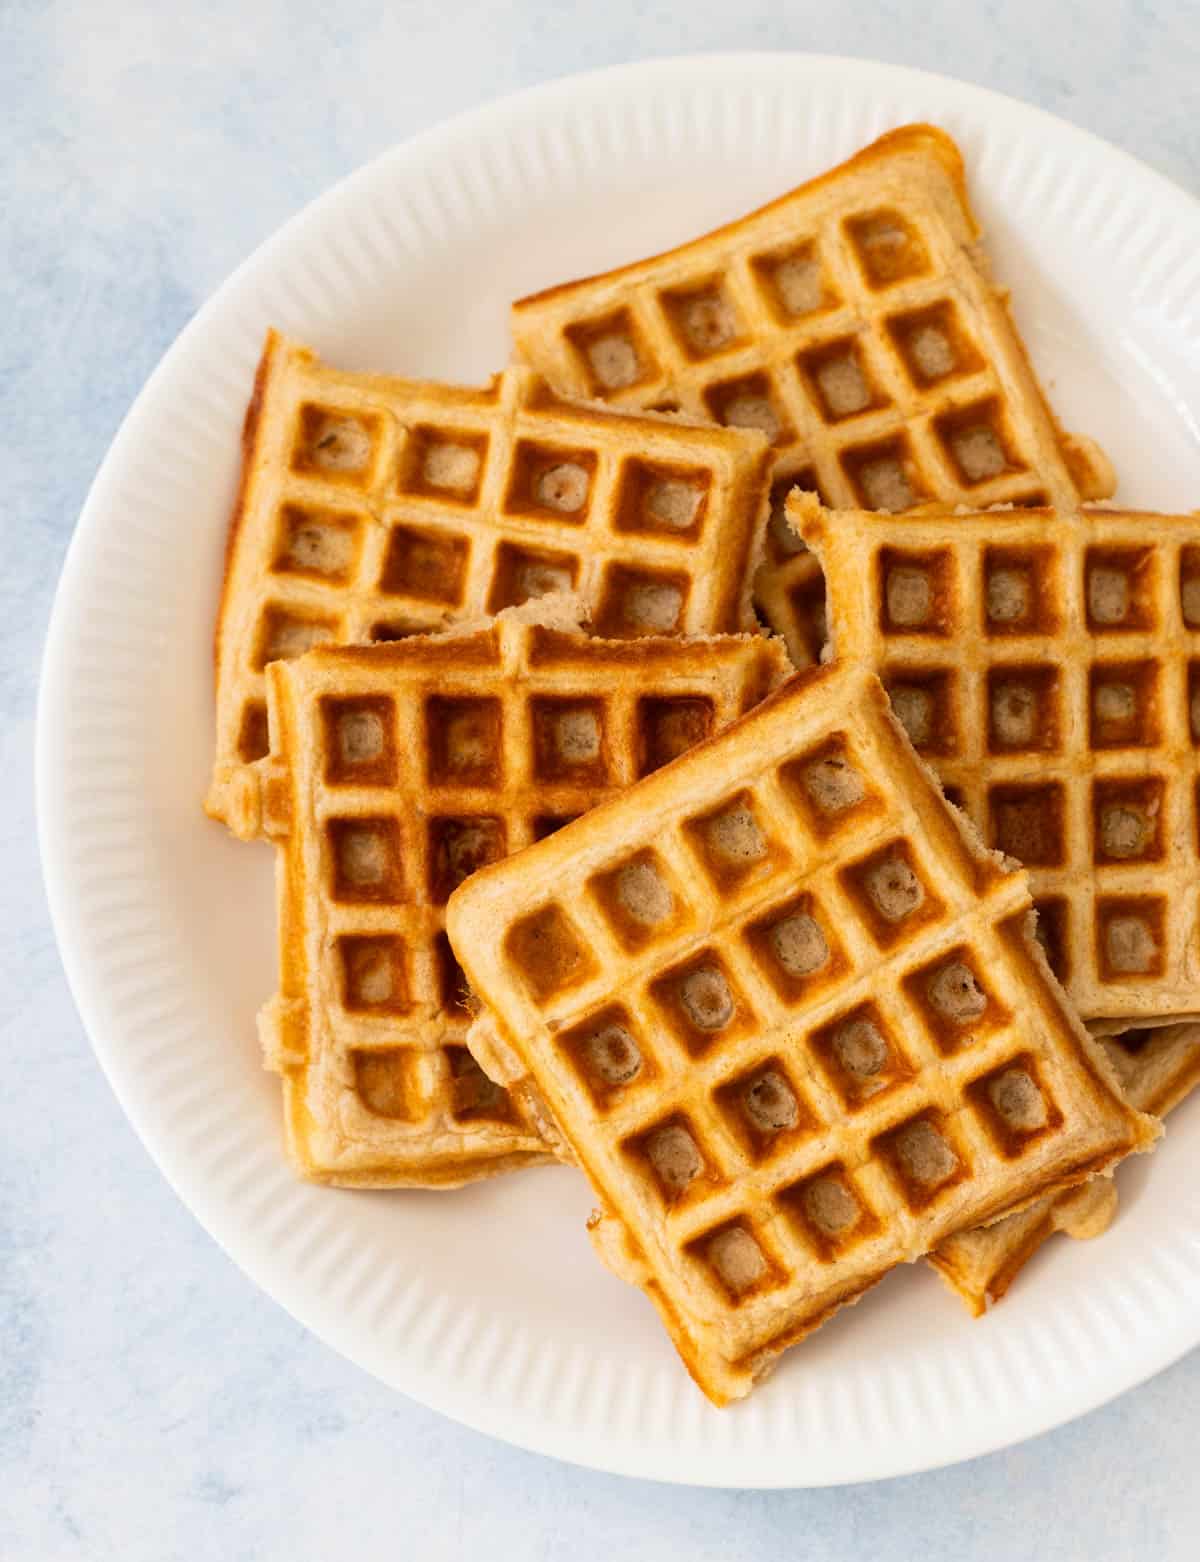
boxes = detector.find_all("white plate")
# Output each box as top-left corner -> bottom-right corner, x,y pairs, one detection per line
38,53 -> 1200,1487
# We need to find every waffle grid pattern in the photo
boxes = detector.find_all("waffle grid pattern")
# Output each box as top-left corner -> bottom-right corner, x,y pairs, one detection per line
208,332 -> 771,826
254,612 -> 786,1185
450,663 -> 1150,1399
931,1021 -> 1200,1313
510,126 -> 1111,667
799,499 -> 1200,1026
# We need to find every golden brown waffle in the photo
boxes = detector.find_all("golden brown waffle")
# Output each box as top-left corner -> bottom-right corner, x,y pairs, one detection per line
1102,1021 -> 1200,1114
510,124 -> 1113,667
932,1022 -> 1200,1313
796,495 -> 1200,1029
207,330 -> 772,828
243,600 -> 788,1186
447,661 -> 1156,1403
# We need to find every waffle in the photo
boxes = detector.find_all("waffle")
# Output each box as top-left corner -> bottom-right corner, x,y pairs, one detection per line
1102,1020 -> 1200,1113
795,494 -> 1200,1029
510,124 -> 1113,667
243,598 -> 788,1186
207,330 -> 772,828
446,660 -> 1156,1402
932,1022 -> 1200,1313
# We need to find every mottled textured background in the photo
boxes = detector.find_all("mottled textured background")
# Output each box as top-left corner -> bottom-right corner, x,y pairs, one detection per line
5,3 -> 1200,1557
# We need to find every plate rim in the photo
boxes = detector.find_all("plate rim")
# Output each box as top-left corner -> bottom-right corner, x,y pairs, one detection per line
36,49 -> 1200,1487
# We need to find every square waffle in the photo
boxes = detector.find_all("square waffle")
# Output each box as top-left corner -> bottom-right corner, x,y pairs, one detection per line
244,599 -> 788,1186
446,660 -> 1156,1402
932,1022 -> 1200,1313
207,330 -> 772,828
795,494 -> 1200,1029
510,124 -> 1113,667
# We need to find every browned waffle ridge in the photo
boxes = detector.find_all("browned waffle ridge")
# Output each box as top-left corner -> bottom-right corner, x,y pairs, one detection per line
931,1022 -> 1200,1313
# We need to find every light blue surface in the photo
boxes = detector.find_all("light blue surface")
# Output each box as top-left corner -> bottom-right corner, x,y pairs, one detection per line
5,3 -> 1200,1556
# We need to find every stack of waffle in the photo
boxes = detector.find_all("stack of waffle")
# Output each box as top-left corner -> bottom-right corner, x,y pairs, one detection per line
208,124 -> 1197,1405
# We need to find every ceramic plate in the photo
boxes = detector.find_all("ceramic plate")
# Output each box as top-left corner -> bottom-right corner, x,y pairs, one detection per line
38,54 -> 1200,1486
